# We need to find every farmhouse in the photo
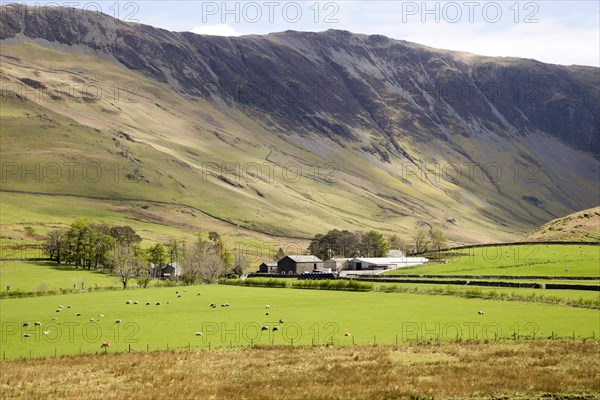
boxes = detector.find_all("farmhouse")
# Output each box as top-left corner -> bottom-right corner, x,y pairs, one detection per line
277,255 -> 323,274
258,262 -> 278,273
150,262 -> 181,279
347,256 -> 428,271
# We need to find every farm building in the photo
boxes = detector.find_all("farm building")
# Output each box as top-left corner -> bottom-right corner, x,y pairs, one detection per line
277,255 -> 323,274
150,262 -> 181,279
258,262 -> 278,273
324,258 -> 351,272
347,256 -> 428,271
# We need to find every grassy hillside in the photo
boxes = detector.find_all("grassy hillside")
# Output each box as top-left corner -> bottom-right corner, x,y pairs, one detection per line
1,41 -> 591,248
526,207 -> 600,242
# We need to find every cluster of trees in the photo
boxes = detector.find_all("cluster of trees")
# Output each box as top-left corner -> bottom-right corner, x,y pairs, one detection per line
43,218 -> 141,268
307,229 -> 390,260
308,227 -> 448,259
44,219 -> 245,289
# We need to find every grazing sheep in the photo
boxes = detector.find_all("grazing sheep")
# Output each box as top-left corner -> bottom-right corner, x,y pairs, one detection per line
43,331 -> 49,335
261,326 -> 269,331
224,303 -> 229,307
146,302 -> 151,305
51,318 -> 58,321
178,295 -> 182,298
115,319 -> 122,324
34,322 -> 41,326
23,334 -> 31,338
98,314 -> 104,318
90,318 -> 95,322
166,301 -> 170,304
272,326 -> 279,332
67,305 -> 71,309
76,313 -> 81,317
344,332 -> 351,337
176,291 -> 179,294
265,312 -> 269,316
279,318 -> 285,324
126,300 -> 132,304
133,301 -> 139,304
478,310 -> 484,315
100,341 -> 110,348
197,293 -> 201,296
56,309 -> 61,313
156,302 -> 161,306
221,304 -> 226,307
22,322 -> 30,327
265,305 -> 270,309
58,305 -> 64,309
210,303 -> 216,308
195,332 -> 203,336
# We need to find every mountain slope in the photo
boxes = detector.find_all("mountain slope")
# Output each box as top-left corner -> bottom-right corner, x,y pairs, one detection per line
1,4 -> 599,244
526,206 -> 600,242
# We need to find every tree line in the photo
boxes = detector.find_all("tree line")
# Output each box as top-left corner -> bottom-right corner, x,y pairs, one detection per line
43,218 -> 245,289
307,228 -> 447,260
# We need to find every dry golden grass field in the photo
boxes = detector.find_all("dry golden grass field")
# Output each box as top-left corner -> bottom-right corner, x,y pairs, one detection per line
1,341 -> 599,399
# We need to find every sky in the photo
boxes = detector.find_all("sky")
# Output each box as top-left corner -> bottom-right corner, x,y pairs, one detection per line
12,1 -> 600,66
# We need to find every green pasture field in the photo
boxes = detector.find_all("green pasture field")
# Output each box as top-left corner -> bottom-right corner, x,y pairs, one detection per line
1,285 -> 598,360
387,244 -> 600,276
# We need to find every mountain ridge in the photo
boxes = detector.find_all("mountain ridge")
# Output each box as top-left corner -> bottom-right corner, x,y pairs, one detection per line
1,4 -> 598,244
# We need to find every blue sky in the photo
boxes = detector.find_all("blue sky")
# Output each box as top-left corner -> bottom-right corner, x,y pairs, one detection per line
12,1 -> 600,66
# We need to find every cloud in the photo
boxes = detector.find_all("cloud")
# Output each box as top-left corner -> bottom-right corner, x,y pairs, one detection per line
192,24 -> 241,37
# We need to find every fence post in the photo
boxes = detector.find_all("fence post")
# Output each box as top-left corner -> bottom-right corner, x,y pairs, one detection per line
129,344 -> 131,353
208,342 -> 211,350
373,335 -> 376,345
55,348 -> 57,358
352,336 -> 355,346
395,334 -> 398,345
147,344 -> 149,353
167,343 -> 169,351
188,342 -> 190,351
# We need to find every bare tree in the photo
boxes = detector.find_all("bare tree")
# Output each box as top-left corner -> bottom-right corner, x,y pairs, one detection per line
110,245 -> 145,289
430,229 -> 448,253
414,230 -> 429,254
199,248 -> 226,283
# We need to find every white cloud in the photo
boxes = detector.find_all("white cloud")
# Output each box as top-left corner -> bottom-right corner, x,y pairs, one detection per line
192,24 -> 241,37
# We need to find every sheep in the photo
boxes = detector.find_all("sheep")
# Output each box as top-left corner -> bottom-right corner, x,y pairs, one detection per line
344,332 -> 351,337
195,332 -> 203,336
76,313 -> 81,316
34,321 -> 41,326
90,318 -> 95,322
133,301 -> 139,304
67,305 -> 72,309
126,300 -> 132,304
197,293 -> 201,296
22,322 -> 30,327
265,305 -> 270,309
98,314 -> 104,318
115,319 -> 122,324
265,312 -> 269,316
23,333 -> 31,338
175,291 -> 179,294
43,331 -> 50,335
146,302 -> 151,305
478,310 -> 484,315
100,341 -> 110,348
221,304 -> 226,308
261,326 -> 269,331
210,303 -> 216,308
156,302 -> 161,306
58,305 -> 64,309
166,301 -> 170,304
178,295 -> 182,298
51,317 -> 58,321
56,309 -> 61,313
224,303 -> 229,307
272,326 -> 279,332
279,318 -> 285,324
